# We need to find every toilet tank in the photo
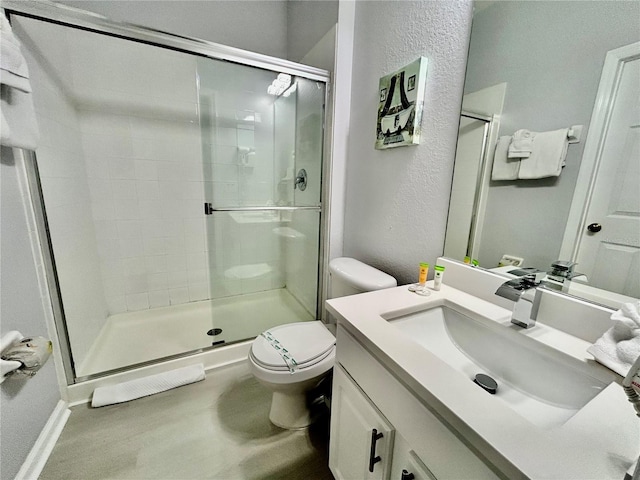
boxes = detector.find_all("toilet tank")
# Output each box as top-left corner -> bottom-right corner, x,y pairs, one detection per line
328,257 -> 397,298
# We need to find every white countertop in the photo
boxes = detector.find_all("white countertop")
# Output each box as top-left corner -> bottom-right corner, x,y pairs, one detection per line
326,283 -> 639,480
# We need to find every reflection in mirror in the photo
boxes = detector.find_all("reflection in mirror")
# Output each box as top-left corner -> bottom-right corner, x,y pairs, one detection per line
445,1 -> 640,308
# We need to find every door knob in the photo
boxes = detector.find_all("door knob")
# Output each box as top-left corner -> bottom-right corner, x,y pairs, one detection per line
587,223 -> 602,233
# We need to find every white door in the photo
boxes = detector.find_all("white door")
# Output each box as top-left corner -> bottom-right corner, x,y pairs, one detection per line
571,44 -> 640,298
329,365 -> 394,480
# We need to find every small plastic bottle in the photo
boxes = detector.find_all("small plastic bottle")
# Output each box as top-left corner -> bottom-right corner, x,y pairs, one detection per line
409,262 -> 430,295
433,265 -> 445,291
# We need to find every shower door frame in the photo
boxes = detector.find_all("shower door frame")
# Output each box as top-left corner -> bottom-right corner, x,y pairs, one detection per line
5,0 -> 333,385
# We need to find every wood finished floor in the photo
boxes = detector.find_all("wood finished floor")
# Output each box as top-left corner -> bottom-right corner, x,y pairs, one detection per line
40,363 -> 334,480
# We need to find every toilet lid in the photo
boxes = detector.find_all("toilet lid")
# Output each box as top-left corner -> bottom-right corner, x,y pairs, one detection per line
251,322 -> 335,371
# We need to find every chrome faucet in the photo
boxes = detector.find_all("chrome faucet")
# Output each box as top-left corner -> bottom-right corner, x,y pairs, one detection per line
495,273 -> 546,328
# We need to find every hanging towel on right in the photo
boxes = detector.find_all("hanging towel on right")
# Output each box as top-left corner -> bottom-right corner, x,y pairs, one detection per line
517,128 -> 569,179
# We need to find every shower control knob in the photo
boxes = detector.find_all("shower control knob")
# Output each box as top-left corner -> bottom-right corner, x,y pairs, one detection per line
294,169 -> 307,191
587,223 -> 602,233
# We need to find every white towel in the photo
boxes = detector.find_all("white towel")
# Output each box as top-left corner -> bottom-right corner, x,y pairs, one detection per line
508,129 -> 535,158
91,364 -> 206,407
587,301 -> 640,377
0,9 -> 39,150
491,136 -> 520,181
517,128 -> 569,179
1,85 -> 39,149
0,11 -> 31,92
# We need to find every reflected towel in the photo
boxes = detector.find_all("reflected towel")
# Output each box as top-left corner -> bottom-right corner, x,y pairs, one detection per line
517,128 -> 569,179
587,301 -> 640,377
491,136 -> 520,181
508,129 -> 535,158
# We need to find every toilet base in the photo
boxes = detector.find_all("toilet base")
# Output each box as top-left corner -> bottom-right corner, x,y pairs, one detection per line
269,390 -> 313,430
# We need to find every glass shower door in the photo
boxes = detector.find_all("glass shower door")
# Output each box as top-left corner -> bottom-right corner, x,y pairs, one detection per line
14,10 -> 327,380
197,59 -> 325,347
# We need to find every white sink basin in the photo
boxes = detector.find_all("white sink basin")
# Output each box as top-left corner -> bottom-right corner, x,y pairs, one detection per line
384,304 -> 607,428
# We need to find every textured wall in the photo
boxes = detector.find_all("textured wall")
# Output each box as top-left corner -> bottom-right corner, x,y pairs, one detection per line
465,1 -> 640,270
343,0 -> 473,284
1,149 -> 61,480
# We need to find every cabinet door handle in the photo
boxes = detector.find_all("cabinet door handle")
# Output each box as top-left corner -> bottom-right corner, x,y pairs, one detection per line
401,469 -> 416,480
368,428 -> 384,472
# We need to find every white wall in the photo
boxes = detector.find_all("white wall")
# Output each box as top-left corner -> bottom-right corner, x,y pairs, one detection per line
465,1 -> 640,270
55,0 -> 289,59
300,25 -> 337,73
287,0 -> 338,63
0,148 -> 61,480
343,0 -> 473,284
55,0 -> 339,66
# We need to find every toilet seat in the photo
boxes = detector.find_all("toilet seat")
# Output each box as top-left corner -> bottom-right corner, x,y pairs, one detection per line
250,321 -> 335,371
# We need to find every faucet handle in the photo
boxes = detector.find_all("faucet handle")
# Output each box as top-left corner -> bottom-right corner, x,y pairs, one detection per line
550,260 -> 577,279
522,271 -> 546,287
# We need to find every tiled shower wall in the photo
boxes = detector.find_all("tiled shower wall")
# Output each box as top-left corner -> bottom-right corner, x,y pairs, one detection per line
78,58 -> 283,314
80,107 -> 210,312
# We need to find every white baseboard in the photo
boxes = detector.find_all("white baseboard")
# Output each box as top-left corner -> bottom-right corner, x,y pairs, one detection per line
14,400 -> 70,480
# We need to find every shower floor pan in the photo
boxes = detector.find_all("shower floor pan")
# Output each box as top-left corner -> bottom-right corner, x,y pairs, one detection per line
76,288 -> 313,378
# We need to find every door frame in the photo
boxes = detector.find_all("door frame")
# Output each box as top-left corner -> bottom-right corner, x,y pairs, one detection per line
559,41 -> 640,261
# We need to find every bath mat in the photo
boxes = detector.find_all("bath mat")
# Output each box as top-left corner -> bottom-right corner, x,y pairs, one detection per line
91,364 -> 205,407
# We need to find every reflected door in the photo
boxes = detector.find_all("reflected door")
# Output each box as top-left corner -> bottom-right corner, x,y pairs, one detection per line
575,52 -> 640,297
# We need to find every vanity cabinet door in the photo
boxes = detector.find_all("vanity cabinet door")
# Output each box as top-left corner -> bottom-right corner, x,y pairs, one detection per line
329,365 -> 394,480
390,433 -> 437,480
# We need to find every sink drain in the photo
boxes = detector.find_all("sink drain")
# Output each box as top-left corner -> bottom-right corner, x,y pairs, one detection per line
473,373 -> 498,394
207,328 -> 223,336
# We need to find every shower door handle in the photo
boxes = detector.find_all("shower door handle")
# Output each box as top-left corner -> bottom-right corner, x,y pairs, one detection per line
204,205 -> 320,213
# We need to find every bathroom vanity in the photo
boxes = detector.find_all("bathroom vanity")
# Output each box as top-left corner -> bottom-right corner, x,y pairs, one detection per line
329,324 -> 500,480
326,260 -> 638,480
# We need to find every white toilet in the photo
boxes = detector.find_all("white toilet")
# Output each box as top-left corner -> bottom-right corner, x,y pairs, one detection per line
248,257 -> 397,429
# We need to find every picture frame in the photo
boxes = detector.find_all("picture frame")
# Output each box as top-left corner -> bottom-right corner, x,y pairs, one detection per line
375,57 -> 428,150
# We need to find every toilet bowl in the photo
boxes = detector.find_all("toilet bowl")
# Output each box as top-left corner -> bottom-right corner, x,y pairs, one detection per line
248,257 -> 397,430
248,321 -> 335,429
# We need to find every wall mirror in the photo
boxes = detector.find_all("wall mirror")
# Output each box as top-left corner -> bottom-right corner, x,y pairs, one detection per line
444,0 -> 640,309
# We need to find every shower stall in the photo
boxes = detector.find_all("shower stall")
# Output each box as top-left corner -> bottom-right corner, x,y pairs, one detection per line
7,4 -> 329,382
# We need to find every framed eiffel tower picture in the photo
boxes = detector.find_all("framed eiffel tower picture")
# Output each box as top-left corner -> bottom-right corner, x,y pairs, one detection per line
375,57 -> 428,150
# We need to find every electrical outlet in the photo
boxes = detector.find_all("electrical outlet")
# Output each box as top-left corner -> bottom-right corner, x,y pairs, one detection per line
498,254 -> 524,267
